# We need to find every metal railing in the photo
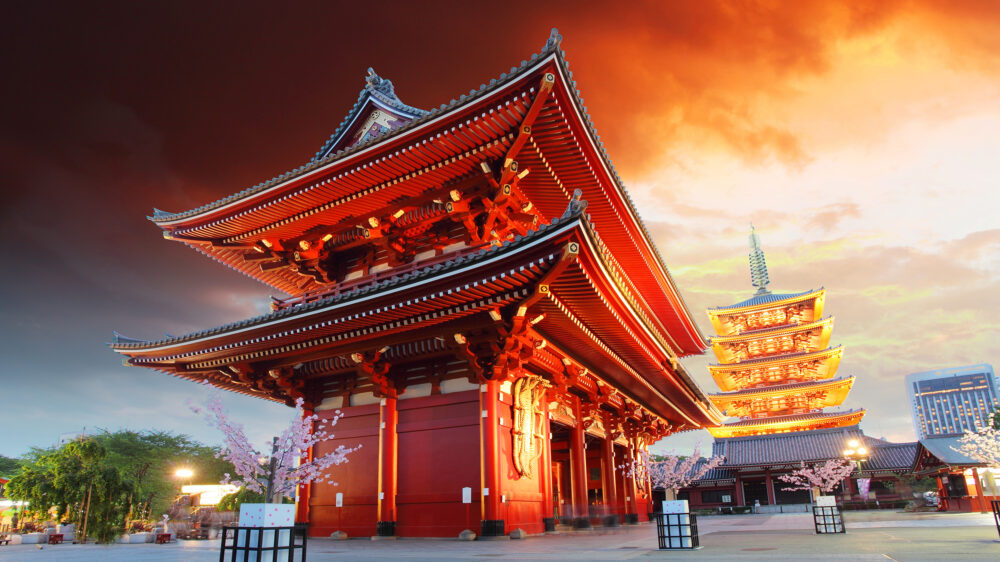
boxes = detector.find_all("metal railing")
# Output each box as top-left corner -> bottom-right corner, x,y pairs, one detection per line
219,525 -> 307,561
812,506 -> 845,534
653,513 -> 699,549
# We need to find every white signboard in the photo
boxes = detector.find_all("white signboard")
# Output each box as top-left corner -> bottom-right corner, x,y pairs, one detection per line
335,492 -> 343,507
462,487 -> 472,504
816,495 -> 836,507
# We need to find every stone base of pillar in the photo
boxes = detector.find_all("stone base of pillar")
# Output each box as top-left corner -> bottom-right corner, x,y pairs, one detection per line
376,521 -> 395,537
480,519 -> 506,537
572,517 -> 592,529
542,517 -> 556,532
603,514 -> 620,527
624,513 -> 639,525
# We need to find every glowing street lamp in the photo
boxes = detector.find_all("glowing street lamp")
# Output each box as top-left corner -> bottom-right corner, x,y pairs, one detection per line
175,467 -> 194,488
842,439 -> 869,500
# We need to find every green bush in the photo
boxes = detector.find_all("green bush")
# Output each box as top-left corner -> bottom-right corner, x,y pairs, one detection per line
217,488 -> 266,512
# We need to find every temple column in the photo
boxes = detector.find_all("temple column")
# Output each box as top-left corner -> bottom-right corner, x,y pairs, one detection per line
765,470 -> 776,506
376,397 -> 398,537
735,475 -> 745,507
624,442 -> 639,524
570,396 -> 591,528
541,401 -> 556,532
972,468 -> 988,513
295,407 -> 314,524
601,434 -> 619,526
481,379 -> 505,536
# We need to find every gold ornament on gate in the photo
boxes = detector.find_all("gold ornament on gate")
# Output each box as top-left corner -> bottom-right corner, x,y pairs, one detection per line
512,374 -> 550,478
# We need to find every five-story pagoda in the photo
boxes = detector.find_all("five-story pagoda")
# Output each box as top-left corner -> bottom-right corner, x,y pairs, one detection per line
705,228 -> 864,438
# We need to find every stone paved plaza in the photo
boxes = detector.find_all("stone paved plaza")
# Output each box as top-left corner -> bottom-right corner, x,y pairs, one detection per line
1,511 -> 998,561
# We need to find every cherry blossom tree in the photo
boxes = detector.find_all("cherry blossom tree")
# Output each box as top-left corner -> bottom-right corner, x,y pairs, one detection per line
620,447 -> 724,495
777,459 -> 856,494
953,425 -> 1000,468
190,392 -> 359,502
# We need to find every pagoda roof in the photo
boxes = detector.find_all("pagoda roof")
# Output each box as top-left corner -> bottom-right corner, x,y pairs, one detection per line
707,409 -> 865,438
709,288 -> 823,313
709,317 -> 833,345
709,346 -> 843,371
113,204 -> 723,428
709,376 -> 854,400
708,425 -> 915,471
140,28 -> 708,356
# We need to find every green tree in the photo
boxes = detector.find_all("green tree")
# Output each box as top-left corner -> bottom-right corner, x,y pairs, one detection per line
0,455 -> 24,478
6,439 -> 133,543
6,431 -> 236,542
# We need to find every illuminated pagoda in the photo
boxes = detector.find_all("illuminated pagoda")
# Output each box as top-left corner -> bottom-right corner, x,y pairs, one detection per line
705,227 -> 864,438
674,229 -> 920,511
111,30 -> 724,538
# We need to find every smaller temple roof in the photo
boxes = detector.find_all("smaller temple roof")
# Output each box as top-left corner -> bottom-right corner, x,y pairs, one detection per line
916,436 -> 984,468
711,425 -> 915,471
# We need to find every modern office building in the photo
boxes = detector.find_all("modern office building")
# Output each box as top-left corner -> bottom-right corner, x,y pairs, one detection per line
906,364 -> 999,439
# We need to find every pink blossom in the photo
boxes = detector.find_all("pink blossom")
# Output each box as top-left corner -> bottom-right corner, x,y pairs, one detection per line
193,394 -> 359,498
619,447 -> 725,492
777,459 -> 855,493
954,425 -> 1000,467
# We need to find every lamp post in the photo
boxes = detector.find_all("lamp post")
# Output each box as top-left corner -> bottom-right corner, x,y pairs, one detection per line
842,439 -> 869,500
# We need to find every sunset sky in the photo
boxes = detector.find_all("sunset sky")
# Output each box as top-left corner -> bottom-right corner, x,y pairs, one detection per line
1,1 -> 997,458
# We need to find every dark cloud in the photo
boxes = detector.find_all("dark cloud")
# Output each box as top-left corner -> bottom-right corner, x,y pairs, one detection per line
3,1 -> 999,455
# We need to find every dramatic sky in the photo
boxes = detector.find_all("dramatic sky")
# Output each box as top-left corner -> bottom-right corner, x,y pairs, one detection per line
2,1 -> 997,459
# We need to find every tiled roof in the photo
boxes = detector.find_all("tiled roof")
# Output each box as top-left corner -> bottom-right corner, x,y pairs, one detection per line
720,410 -> 862,429
711,289 -> 818,311
713,425 -> 860,466
918,436 -> 984,467
711,425 -> 916,471
709,376 -> 852,398
312,67 -> 431,161
862,439 -> 919,473
709,346 -> 841,368
112,200 -> 586,351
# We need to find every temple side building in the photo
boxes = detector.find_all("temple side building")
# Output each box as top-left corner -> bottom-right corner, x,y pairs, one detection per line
111,30 -> 724,538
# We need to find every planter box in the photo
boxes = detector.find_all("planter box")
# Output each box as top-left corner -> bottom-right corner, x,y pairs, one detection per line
229,503 -> 297,562
20,533 -> 43,544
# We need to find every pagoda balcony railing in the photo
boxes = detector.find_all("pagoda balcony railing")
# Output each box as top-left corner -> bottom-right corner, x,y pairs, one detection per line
271,245 -> 485,310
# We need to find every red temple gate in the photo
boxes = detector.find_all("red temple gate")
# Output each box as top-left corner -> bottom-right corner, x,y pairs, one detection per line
112,30 -> 723,538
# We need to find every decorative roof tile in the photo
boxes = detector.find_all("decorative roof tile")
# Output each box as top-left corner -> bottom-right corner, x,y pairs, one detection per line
711,289 -> 819,311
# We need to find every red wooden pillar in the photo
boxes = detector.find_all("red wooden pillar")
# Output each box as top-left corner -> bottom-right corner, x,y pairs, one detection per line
481,379 -> 505,536
734,475 -> 745,507
765,470 -> 776,506
295,408 -> 314,524
541,401 -> 555,532
601,434 -> 619,526
624,442 -> 639,523
376,397 -> 398,537
570,396 -> 591,528
972,468 -> 988,513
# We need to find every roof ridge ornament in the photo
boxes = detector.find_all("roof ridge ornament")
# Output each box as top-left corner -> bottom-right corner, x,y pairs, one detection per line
365,67 -> 396,98
544,28 -> 563,51
748,224 -> 770,295
561,188 -> 588,219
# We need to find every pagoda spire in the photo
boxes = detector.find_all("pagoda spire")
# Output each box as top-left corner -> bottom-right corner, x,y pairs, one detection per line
748,224 -> 770,295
